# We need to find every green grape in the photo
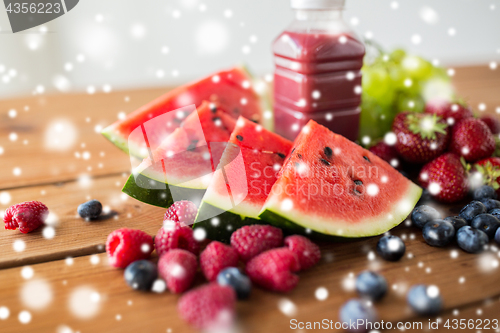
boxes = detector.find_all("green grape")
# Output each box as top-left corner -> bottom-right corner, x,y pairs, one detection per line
401,55 -> 433,81
361,64 -> 394,103
360,47 -> 455,142
359,95 -> 397,141
390,48 -> 406,64
395,93 -> 425,113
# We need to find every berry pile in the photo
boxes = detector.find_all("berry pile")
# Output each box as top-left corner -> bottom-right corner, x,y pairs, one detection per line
368,100 -> 500,204
103,201 -> 322,330
409,188 -> 500,253
340,269 -> 442,329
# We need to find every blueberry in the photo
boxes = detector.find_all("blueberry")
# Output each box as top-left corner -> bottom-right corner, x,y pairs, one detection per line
339,299 -> 378,333
422,220 -> 455,247
470,214 -> 500,239
124,260 -> 158,291
407,285 -> 443,315
456,226 -> 489,254
490,208 -> 500,220
411,205 -> 441,228
376,235 -> 405,261
495,227 -> 500,245
481,198 -> 500,212
473,185 -> 498,200
355,271 -> 387,301
459,201 -> 487,223
444,216 -> 468,231
217,267 -> 252,300
77,199 -> 102,220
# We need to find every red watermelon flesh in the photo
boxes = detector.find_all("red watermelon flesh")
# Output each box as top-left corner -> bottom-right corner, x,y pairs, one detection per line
102,66 -> 264,158
197,117 -> 293,220
131,101 -> 236,195
260,120 -> 422,237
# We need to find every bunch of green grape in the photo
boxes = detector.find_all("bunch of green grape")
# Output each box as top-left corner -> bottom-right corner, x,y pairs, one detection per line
359,48 -> 453,144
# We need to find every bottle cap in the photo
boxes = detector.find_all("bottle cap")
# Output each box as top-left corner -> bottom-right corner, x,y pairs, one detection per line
291,0 -> 345,9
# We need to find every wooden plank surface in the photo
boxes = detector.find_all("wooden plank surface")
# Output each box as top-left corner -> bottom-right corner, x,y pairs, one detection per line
1,223 -> 500,333
0,88 -> 170,189
0,174 -> 165,269
0,65 -> 499,332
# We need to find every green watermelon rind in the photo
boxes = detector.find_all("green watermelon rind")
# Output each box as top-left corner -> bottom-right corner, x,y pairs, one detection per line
259,183 -> 422,238
101,124 -> 132,156
192,202 -> 263,243
122,173 -> 206,208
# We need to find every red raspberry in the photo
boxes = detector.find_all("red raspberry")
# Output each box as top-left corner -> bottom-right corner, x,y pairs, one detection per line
230,225 -> 283,262
158,249 -> 198,293
200,241 -> 239,281
155,220 -> 200,257
284,235 -> 321,270
178,283 -> 236,330
106,228 -> 153,268
245,248 -> 300,292
4,201 -> 48,233
164,200 -> 198,226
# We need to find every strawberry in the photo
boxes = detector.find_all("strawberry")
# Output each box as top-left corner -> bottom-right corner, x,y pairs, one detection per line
450,118 -> 495,162
473,157 -> 500,196
369,141 -> 402,169
393,112 -> 450,164
419,153 -> 468,203
480,115 -> 500,135
424,100 -> 473,126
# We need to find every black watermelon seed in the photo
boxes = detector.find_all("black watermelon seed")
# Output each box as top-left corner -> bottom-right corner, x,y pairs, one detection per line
236,135 -> 243,142
251,119 -> 258,124
212,116 -> 221,122
209,104 -> 217,113
187,139 -> 199,151
324,147 -> 333,158
363,156 -> 371,163
297,154 -> 302,159
354,180 -> 363,186
320,158 -> 331,166
277,152 -> 286,159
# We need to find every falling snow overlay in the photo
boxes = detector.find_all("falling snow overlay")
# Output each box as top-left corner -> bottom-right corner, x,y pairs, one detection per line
0,0 -> 498,332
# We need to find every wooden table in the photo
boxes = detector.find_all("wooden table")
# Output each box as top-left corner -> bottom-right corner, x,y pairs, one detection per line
0,66 -> 499,333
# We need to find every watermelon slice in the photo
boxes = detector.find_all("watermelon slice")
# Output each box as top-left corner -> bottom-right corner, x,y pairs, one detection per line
194,117 -> 293,241
260,120 -> 422,238
102,66 -> 270,158
122,101 -> 237,208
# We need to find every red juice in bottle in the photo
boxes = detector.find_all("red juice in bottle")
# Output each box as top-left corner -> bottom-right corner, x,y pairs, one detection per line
272,0 -> 365,141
